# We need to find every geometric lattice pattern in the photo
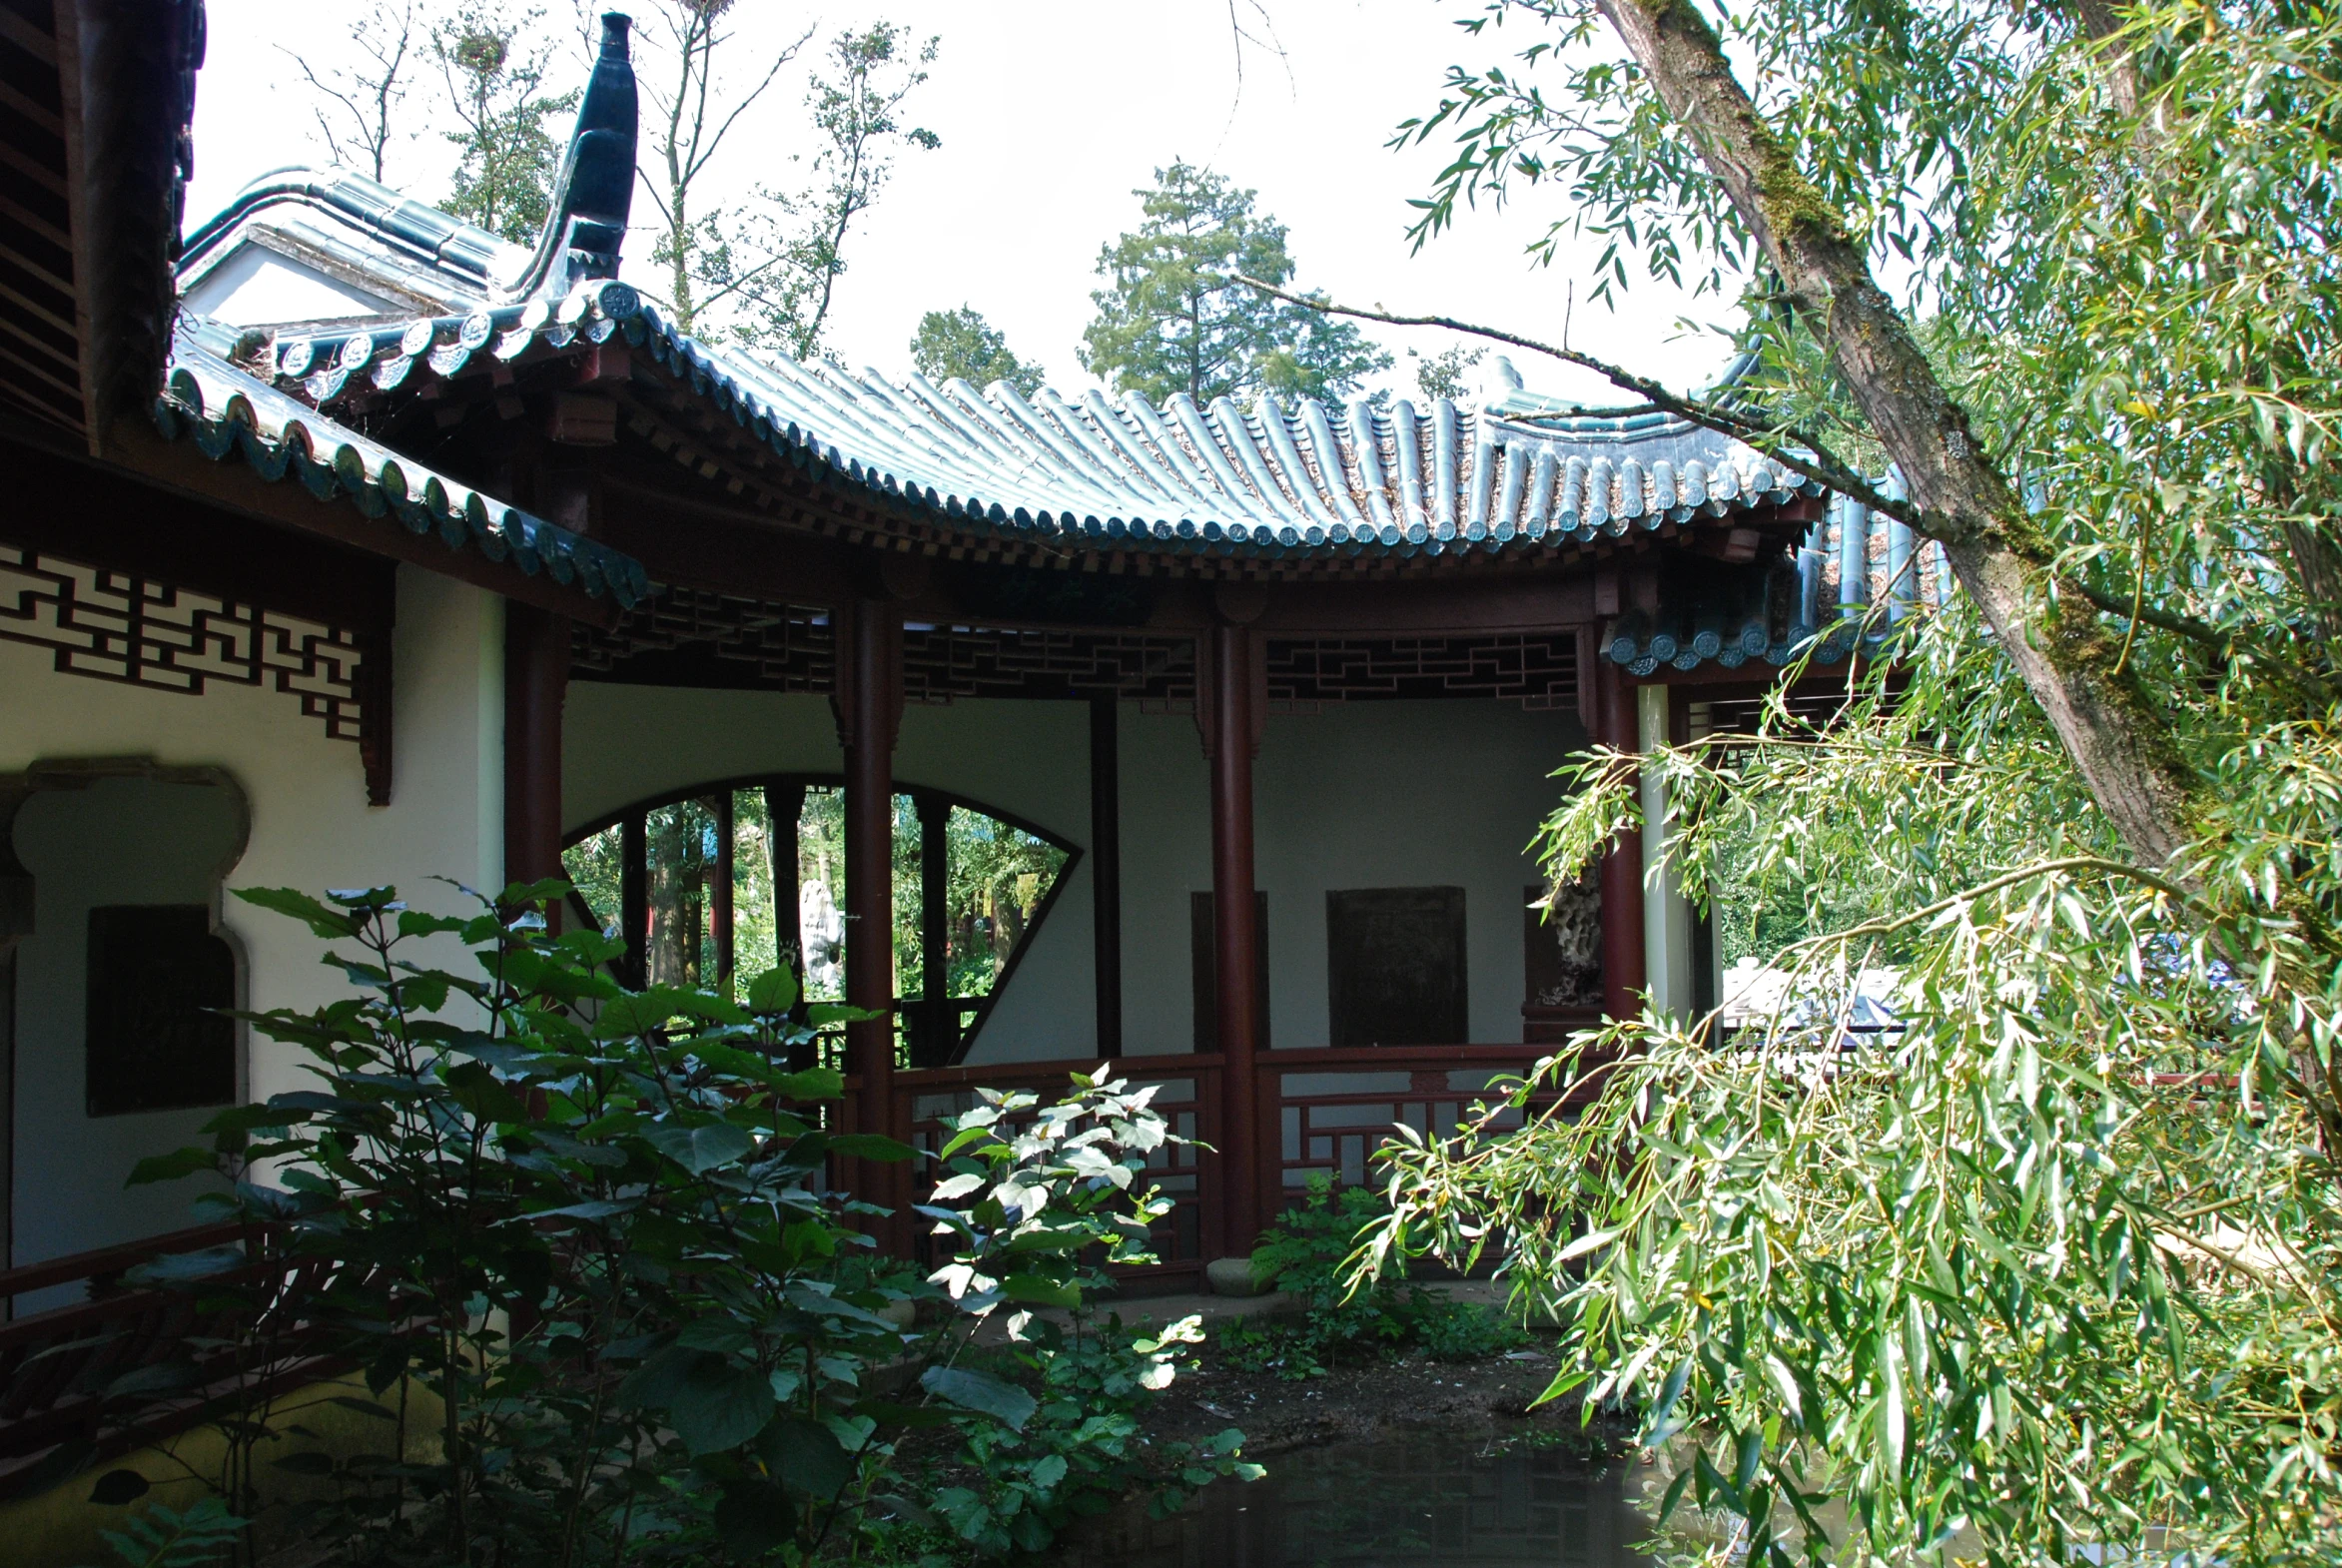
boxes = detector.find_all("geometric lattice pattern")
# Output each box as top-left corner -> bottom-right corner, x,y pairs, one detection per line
572,590 -> 834,689
0,545 -> 365,742
902,626 -> 1196,704
1266,632 -> 1579,710
575,592 -> 1581,712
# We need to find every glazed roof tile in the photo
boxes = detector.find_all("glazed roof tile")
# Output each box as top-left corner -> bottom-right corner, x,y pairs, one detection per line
241,276 -> 1827,563
177,14 -> 1826,570
155,325 -> 650,608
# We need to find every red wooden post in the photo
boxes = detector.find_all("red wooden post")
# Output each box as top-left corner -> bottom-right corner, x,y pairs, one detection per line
1595,661 -> 1647,1019
503,602 -> 570,913
1089,695 -> 1124,1059
1206,620 -> 1264,1253
837,597 -> 905,1230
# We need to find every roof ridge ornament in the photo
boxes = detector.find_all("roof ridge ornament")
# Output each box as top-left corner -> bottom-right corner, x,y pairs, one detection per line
507,12 -> 637,302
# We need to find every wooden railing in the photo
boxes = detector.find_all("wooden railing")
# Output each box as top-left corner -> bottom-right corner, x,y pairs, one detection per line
0,1044 -> 1572,1485
0,1222 -> 343,1492
1266,1044 -> 1573,1194
886,1042 -> 1583,1282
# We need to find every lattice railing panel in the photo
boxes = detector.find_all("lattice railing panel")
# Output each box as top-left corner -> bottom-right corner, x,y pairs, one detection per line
0,545 -> 365,742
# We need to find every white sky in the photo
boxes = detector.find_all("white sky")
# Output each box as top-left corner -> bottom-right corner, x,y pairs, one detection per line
188,0 -> 1740,405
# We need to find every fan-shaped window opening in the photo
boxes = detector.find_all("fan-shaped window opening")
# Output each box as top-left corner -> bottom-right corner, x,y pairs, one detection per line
562,777 -> 1076,1070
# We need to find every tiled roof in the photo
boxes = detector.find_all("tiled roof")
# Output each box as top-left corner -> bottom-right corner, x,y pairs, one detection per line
248,277 -> 1827,563
175,13 -> 1833,571
1600,489 -> 1951,675
155,325 -> 650,608
179,167 -> 525,307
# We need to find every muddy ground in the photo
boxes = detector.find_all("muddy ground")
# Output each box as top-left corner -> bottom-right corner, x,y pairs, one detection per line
1137,1332 -> 1602,1457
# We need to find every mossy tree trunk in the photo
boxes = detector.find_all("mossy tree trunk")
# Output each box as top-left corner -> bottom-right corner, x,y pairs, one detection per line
1595,0 -> 2201,869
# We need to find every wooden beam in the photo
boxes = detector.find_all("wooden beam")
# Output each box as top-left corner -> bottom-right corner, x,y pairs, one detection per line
836,597 -> 905,1232
1089,695 -> 1123,1060
1205,620 -> 1264,1254
503,603 -> 569,906
595,473 -> 858,606
98,421 -> 628,626
0,428 -> 396,630
1596,659 -> 1648,1020
916,792 -> 951,1069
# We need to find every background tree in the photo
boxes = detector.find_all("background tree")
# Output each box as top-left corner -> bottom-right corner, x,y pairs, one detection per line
1080,162 -> 1389,406
727,23 -> 942,360
1406,342 -> 1484,402
434,1 -> 576,243
282,0 -> 423,183
911,306 -> 1044,394
1345,1 -> 2342,1565
628,0 -> 806,337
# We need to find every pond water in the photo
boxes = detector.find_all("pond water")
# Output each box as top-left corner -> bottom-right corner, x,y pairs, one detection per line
1042,1426 -> 1652,1567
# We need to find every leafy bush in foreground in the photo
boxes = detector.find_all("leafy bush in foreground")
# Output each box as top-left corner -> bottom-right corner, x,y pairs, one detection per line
110,880 -> 1250,1566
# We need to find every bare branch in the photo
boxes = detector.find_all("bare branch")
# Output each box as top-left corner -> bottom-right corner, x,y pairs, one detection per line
1231,275 -> 1919,526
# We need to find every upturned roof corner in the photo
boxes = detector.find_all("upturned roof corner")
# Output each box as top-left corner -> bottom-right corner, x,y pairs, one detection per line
509,12 -> 639,303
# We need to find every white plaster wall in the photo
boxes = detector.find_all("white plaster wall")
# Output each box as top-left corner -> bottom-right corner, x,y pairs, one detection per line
12,777 -> 245,1304
560,686 -> 1586,1067
180,243 -> 402,327
1118,700 -> 1587,1058
1,566 -> 504,1267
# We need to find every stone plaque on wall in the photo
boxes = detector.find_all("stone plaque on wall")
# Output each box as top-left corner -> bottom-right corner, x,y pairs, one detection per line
86,905 -> 235,1117
1523,875 -> 1603,1009
1325,886 -> 1467,1048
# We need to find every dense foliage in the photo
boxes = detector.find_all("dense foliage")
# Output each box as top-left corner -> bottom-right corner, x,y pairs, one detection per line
1080,162 -> 1391,406
1356,1 -> 2342,1565
909,307 -> 1044,397
109,881 -> 1248,1566
1221,1176 -> 1526,1381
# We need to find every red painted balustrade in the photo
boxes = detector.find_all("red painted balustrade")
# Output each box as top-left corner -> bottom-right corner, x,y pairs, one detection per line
0,1222 -> 347,1492
0,1044 -> 1582,1480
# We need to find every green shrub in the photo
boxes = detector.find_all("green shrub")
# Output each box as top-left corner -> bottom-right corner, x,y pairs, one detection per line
1223,1175 -> 1529,1380
116,880 -> 1246,1567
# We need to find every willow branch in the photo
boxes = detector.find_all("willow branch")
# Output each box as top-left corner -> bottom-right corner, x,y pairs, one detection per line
1779,856 -> 2199,959
1231,274 -> 1918,526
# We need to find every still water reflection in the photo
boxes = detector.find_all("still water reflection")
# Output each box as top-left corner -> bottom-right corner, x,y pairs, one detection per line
1043,1427 -> 1649,1567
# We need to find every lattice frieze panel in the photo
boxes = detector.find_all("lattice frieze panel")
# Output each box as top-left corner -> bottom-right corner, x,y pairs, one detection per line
0,545 -> 365,741
1265,633 -> 1579,710
902,626 -> 1196,703
575,592 -> 835,690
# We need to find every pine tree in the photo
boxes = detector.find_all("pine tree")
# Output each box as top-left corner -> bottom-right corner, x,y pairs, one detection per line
1079,163 -> 1389,406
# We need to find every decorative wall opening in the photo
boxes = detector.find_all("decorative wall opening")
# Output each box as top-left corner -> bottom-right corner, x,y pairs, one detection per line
563,778 -> 1077,1068
4,762 -> 249,1295
85,906 -> 236,1116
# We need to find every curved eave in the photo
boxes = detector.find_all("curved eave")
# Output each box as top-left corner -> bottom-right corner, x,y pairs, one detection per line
155,330 -> 650,609
247,282 -> 1828,564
